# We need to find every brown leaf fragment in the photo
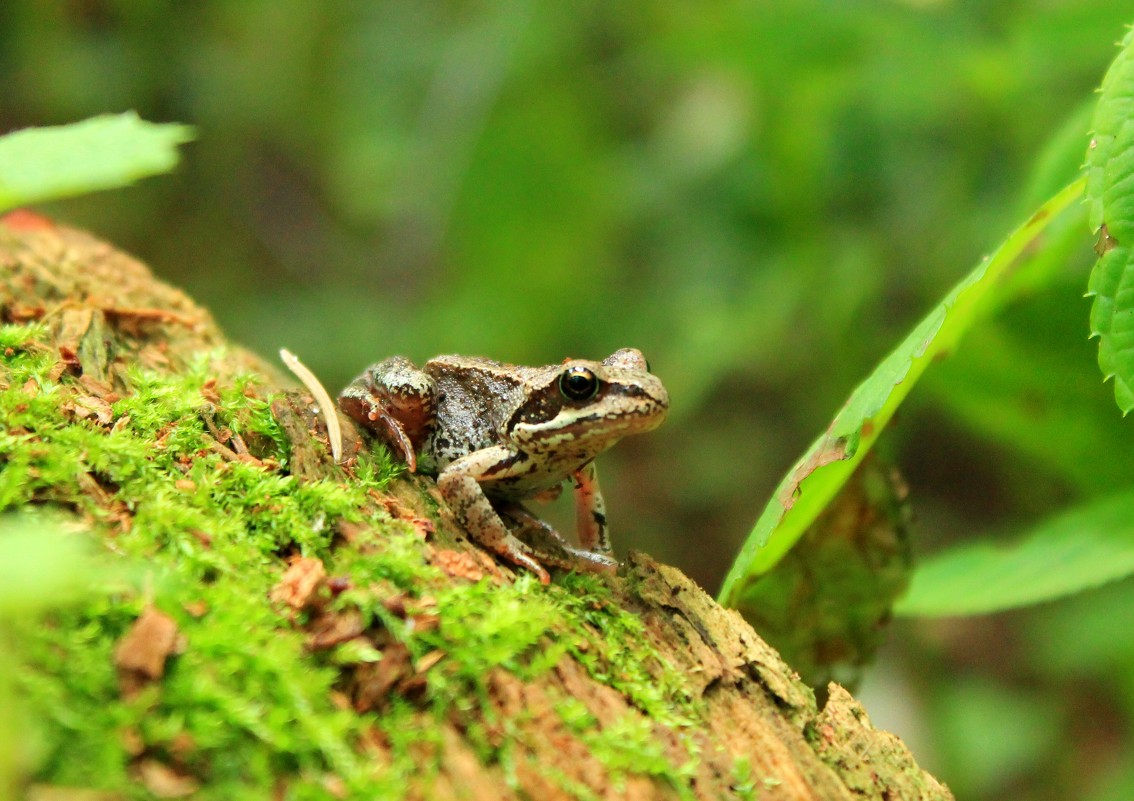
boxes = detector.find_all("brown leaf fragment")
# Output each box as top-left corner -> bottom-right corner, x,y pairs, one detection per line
115,606 -> 179,698
307,610 -> 366,651
335,519 -> 370,544
134,759 -> 200,799
407,613 -> 441,634
381,592 -> 411,617
70,393 -> 115,426
353,642 -> 413,711
778,437 -> 849,510
79,374 -> 117,399
102,306 -> 200,336
120,726 -> 145,757
200,377 -> 221,405
57,344 -> 82,376
326,575 -> 352,596
182,600 -> 208,618
374,492 -> 436,538
4,301 -> 46,322
138,345 -> 171,370
190,529 -> 212,548
432,549 -> 486,582
57,307 -> 93,354
321,776 -> 348,799
396,671 -> 429,698
169,731 -> 197,760
270,556 -> 327,610
415,649 -> 445,673
1095,223 -> 1118,258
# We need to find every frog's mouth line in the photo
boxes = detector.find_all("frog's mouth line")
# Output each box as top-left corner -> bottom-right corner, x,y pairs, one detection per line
515,406 -> 668,447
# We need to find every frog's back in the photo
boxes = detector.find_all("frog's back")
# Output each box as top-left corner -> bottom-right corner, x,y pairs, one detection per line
423,356 -> 529,464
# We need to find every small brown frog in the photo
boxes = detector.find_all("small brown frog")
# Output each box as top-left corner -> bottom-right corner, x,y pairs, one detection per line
339,349 -> 669,583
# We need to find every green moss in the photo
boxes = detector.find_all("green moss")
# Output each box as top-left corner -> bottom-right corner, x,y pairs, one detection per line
319,534 -> 706,795
728,756 -> 759,801
1,326 -> 408,798
2,320 -> 708,798
559,572 -> 701,723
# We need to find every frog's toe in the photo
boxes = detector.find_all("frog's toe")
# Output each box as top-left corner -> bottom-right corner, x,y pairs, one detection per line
487,528 -> 552,585
509,550 -> 551,585
569,548 -> 619,575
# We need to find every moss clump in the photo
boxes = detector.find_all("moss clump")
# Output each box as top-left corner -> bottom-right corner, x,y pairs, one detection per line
2,319 -> 706,799
1,322 -> 408,798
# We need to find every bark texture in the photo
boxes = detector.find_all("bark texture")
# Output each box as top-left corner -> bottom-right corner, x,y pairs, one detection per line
0,214 -> 952,801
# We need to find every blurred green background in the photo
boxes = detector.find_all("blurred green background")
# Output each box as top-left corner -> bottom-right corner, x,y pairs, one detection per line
3,2 -> 1133,799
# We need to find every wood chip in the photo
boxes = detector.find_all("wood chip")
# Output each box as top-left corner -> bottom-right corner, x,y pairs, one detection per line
199,377 -> 221,405
182,600 -> 208,618
414,649 -> 445,673
432,549 -> 485,582
102,306 -> 200,336
269,556 -> 327,610
306,610 -> 366,651
353,642 -> 412,711
115,606 -> 179,698
79,374 -> 118,401
69,393 -> 115,426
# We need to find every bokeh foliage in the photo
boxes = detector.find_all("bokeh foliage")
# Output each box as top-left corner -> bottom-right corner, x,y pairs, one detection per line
3,2 -> 1134,800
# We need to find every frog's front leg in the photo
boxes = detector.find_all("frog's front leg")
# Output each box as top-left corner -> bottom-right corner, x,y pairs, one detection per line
573,461 -> 611,555
437,447 -> 552,584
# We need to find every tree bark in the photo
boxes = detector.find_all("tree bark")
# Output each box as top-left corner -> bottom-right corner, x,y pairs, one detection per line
0,213 -> 951,801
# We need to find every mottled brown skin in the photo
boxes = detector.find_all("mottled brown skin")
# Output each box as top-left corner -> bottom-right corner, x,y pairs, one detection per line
339,349 -> 669,583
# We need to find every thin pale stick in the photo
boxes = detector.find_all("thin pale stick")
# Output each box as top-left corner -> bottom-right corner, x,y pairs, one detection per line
279,348 -> 342,464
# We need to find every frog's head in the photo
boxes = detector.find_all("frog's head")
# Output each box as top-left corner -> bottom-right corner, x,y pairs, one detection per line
506,348 -> 669,457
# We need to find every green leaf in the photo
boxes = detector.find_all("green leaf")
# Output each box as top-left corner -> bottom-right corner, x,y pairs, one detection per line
1087,28 -> 1134,412
718,177 -> 1085,607
0,113 -> 194,213
896,492 -> 1134,617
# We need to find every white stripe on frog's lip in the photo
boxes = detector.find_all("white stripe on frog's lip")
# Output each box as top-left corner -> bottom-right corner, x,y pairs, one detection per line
511,395 -> 668,448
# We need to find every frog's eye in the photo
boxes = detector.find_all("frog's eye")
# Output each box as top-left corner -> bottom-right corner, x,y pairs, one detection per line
559,366 -> 599,401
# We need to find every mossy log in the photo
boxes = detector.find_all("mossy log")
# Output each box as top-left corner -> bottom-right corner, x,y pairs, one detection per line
0,213 -> 952,801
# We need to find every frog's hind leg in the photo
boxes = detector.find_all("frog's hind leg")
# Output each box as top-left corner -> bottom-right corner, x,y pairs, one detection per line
436,459 -> 551,584
573,461 -> 611,555
339,357 -> 435,472
500,504 -> 618,576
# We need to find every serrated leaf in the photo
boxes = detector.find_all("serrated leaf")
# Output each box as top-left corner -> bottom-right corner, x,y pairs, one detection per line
0,113 -> 194,212
1087,28 -> 1134,412
896,492 -> 1134,617
718,178 -> 1085,606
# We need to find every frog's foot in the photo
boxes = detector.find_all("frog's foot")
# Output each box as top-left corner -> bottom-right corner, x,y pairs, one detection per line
338,391 -> 418,472
375,412 -> 418,473
500,504 -> 618,576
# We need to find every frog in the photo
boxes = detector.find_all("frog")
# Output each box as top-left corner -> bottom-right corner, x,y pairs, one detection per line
339,348 -> 669,584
